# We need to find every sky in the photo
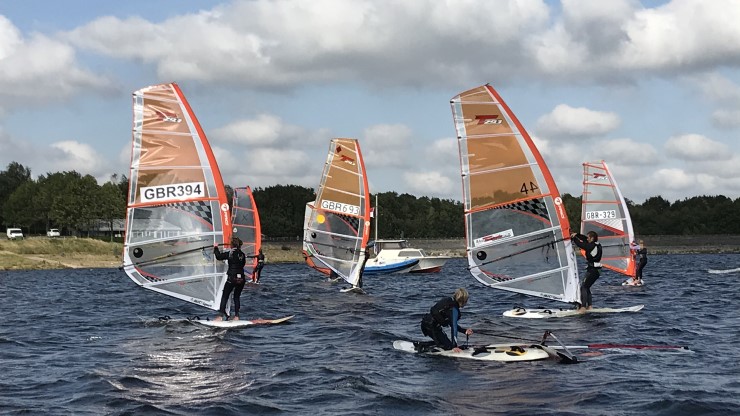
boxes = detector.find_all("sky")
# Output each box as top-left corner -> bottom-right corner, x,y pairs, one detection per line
1,0 -> 739,204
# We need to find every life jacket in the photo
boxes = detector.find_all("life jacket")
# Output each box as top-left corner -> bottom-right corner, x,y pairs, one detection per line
227,248 -> 247,275
585,242 -> 603,269
430,297 -> 460,327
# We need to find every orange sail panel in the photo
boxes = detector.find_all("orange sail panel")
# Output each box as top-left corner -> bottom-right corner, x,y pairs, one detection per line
304,139 -> 371,286
232,186 -> 261,276
122,82 -> 231,310
580,161 -> 636,277
451,84 -> 580,304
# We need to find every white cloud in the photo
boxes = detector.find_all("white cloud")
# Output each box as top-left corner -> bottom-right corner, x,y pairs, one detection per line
361,123 -> 413,168
664,134 -> 731,161
711,109 -> 740,129
403,171 -> 454,197
536,104 -> 620,138
599,138 -> 659,166
0,16 -> 111,110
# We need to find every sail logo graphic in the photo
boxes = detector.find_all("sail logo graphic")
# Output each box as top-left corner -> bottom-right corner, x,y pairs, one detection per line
475,115 -> 503,125
334,145 -> 356,165
474,229 -> 514,247
592,173 -> 607,181
155,109 -> 182,123
553,196 -> 567,220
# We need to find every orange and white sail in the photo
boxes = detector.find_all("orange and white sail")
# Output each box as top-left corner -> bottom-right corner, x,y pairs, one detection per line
122,82 -> 231,310
304,139 -> 371,286
302,200 -> 332,276
451,84 -> 580,304
580,161 -> 636,277
232,186 -> 261,276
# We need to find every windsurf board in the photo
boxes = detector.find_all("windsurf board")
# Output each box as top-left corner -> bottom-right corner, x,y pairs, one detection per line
190,315 -> 294,328
392,340 -> 559,362
502,305 -> 644,319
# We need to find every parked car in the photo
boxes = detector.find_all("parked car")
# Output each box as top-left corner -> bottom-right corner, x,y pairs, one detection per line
47,229 -> 61,237
6,228 -> 24,240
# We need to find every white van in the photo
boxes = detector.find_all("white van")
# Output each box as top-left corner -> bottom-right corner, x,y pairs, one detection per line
6,228 -> 24,240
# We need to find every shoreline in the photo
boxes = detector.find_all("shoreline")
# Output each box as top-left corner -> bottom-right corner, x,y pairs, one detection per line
1,235 -> 739,271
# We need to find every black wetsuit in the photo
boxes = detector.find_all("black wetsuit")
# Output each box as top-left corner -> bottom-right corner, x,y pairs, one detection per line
635,247 -> 647,279
252,252 -> 265,283
571,234 -> 603,308
420,297 -> 468,350
214,246 -> 247,318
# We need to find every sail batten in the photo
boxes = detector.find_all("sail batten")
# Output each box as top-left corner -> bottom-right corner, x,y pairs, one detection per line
304,139 -> 371,286
452,84 -> 580,305
122,82 -> 231,311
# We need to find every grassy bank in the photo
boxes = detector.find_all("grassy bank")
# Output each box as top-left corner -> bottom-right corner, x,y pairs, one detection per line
2,235 -> 739,271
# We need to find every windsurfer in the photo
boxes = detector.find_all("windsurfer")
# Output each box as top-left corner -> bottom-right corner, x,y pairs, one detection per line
419,288 -> 474,352
248,248 -> 265,283
634,239 -> 647,283
214,236 -> 247,321
570,231 -> 603,312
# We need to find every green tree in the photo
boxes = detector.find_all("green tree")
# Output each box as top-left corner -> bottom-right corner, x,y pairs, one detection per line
0,162 -> 33,225
3,181 -> 40,232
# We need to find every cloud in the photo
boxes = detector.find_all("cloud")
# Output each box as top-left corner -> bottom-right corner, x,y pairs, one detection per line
403,171 -> 454,197
599,138 -> 659,166
361,123 -> 413,168
0,16 -> 112,110
536,104 -> 620,138
664,134 -> 731,161
711,109 -> 740,129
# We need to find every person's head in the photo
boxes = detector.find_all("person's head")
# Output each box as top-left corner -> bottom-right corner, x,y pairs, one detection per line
639,239 -> 644,246
259,248 -> 263,253
231,236 -> 242,247
587,231 -> 599,242
453,287 -> 469,308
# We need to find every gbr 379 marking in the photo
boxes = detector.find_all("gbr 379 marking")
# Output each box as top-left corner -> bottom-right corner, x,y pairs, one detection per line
141,182 -> 205,203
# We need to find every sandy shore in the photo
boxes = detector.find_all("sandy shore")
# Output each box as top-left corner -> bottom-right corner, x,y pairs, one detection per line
1,235 -> 738,271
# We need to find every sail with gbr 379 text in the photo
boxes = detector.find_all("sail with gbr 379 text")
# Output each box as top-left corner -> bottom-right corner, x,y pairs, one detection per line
450,84 -> 580,305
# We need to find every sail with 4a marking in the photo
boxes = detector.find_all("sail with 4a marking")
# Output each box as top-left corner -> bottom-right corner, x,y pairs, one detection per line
580,161 -> 636,277
122,82 -> 232,310
232,186 -> 261,276
302,200 -> 332,276
304,139 -> 371,287
451,84 -> 580,304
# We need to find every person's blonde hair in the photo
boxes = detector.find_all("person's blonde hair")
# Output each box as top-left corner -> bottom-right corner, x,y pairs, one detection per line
639,239 -> 645,246
453,287 -> 469,307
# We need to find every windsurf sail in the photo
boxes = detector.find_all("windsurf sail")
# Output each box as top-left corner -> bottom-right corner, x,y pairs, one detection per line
122,82 -> 231,310
232,186 -> 261,276
581,161 -> 636,277
304,139 -> 371,286
451,84 -> 580,304
302,200 -> 332,276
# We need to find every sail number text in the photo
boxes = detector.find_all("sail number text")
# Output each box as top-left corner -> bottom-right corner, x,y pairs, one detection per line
321,200 -> 360,216
141,182 -> 205,203
585,210 -> 617,220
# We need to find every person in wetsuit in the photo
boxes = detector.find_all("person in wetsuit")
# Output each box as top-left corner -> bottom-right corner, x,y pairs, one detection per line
214,236 -> 247,321
571,231 -> 603,311
419,288 -> 474,352
635,239 -> 647,283
249,248 -> 265,283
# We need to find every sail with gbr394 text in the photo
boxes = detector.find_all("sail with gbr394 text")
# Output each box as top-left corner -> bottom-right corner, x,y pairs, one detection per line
122,82 -> 232,310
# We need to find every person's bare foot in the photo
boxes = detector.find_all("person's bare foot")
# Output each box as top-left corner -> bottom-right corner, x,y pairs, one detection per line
577,307 -> 587,313
214,316 -> 223,321
233,316 -> 240,321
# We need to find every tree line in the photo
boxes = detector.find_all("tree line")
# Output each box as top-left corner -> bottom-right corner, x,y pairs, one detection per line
3,161 -> 740,238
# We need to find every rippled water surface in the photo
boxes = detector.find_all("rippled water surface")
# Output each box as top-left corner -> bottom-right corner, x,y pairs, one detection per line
2,254 -> 739,415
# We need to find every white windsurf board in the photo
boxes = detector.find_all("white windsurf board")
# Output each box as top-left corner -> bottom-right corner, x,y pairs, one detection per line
502,305 -> 644,319
191,315 -> 294,328
392,340 -> 554,362
340,286 -> 366,294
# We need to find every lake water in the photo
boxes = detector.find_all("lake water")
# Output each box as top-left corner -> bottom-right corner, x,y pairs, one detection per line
2,254 -> 739,415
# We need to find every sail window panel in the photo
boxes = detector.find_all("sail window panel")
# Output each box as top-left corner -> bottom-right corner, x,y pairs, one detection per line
130,238 -> 225,283
469,230 -> 569,290
494,269 -> 568,298
127,205 -> 215,244
468,166 -> 542,210
459,103 -> 515,137
152,276 -> 220,305
469,204 -> 552,246
307,214 -> 362,278
584,183 -> 616,203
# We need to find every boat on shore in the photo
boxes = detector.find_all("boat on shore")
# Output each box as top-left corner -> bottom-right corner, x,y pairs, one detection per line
363,239 -> 452,275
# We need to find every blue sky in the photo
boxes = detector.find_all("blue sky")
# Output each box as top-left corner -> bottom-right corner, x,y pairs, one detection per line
1,0 -> 739,204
